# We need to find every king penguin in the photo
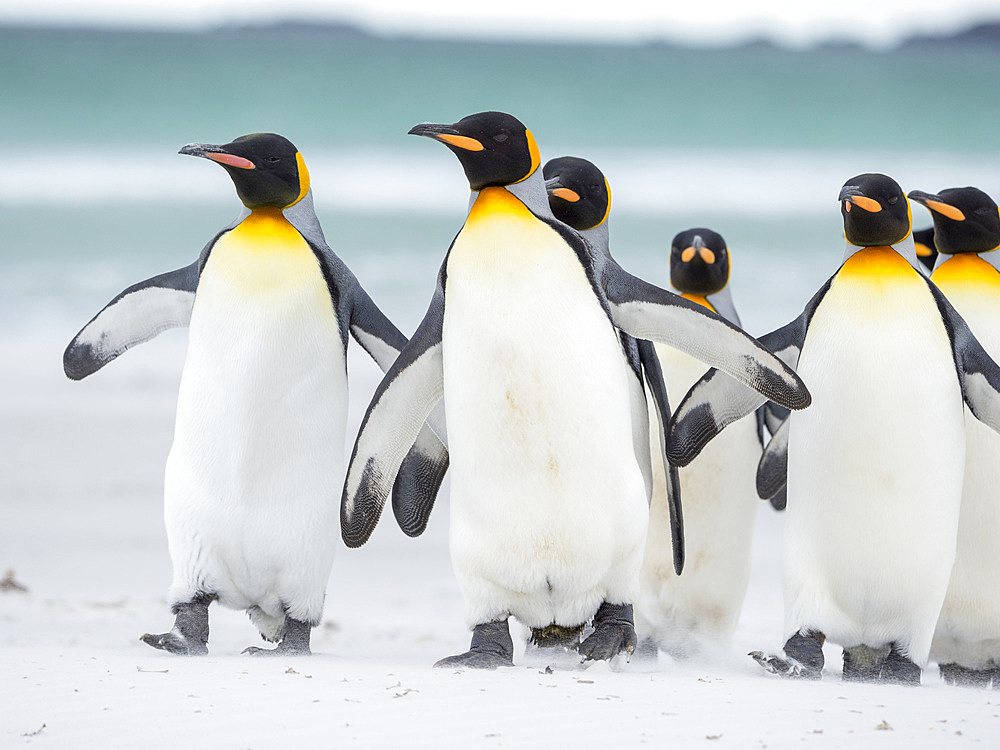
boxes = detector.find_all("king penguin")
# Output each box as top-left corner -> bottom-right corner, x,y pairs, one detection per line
338,111 -> 810,669
542,154 -> 683,577
909,186 -> 1000,687
670,173 -> 1000,684
63,133 -> 447,655
635,227 -> 763,658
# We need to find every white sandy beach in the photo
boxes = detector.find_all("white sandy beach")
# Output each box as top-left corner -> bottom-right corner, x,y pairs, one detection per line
3,328 -> 999,749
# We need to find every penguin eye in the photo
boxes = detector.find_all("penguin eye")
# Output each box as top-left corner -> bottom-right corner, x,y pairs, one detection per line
493,133 -> 508,143
975,206 -> 990,215
888,196 -> 898,205
267,156 -> 280,163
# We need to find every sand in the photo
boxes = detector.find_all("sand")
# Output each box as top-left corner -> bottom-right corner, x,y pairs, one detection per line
3,331 -> 998,748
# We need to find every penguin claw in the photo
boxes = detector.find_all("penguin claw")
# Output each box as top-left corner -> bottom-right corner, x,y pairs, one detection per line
750,650 -> 820,680
578,624 -> 637,663
140,630 -> 207,656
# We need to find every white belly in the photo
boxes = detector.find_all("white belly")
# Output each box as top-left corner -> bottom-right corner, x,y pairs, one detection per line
164,221 -> 346,625
442,188 -> 648,629
784,259 -> 964,664
637,343 -> 760,654
930,274 -> 1000,668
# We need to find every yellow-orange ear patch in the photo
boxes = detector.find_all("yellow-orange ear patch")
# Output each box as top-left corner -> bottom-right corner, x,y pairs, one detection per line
525,128 -> 541,176
436,134 -> 485,151
699,247 -> 716,264
289,151 -> 310,207
915,242 -> 933,257
681,247 -> 696,263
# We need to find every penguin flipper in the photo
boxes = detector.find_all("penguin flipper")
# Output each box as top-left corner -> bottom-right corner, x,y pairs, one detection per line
667,281 -> 831,467
341,284 -> 446,548
600,261 -> 810,412
63,261 -> 200,380
927,282 -> 1000,433
636,339 -> 684,575
756,417 -> 789,504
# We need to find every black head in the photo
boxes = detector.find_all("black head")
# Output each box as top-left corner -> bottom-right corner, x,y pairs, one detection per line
408,111 -> 540,191
839,173 -> 911,247
669,228 -> 730,295
912,227 -> 938,271
907,187 -> 1000,255
543,156 -> 610,231
179,133 -> 309,210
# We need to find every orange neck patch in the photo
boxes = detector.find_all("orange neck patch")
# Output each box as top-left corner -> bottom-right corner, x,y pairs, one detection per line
837,246 -> 918,288
681,293 -> 716,312
932,253 -> 1000,288
466,186 -> 530,225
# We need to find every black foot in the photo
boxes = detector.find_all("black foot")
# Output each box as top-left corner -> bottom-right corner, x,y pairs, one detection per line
242,616 -> 312,656
141,594 -> 214,655
530,623 -> 584,649
843,643 -> 920,685
140,629 -> 208,655
434,619 -> 515,669
940,663 -> 997,688
880,645 -> 920,686
751,630 -> 825,679
578,602 -> 637,662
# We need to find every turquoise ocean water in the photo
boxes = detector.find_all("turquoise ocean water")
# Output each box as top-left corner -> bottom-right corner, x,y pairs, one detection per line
2,25 -> 1000,343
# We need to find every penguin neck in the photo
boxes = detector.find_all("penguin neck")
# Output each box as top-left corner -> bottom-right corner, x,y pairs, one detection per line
495,169 -> 553,219
932,251 -> 1000,286
578,221 -> 611,259
280,189 -> 327,248
842,233 -> 924,276
679,292 -> 717,312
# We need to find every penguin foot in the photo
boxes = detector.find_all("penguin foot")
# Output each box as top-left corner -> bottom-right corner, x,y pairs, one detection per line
843,643 -> 920,685
434,618 -> 514,669
751,630 -> 825,679
750,651 -> 820,679
939,663 -> 997,688
578,602 -> 637,662
140,629 -> 208,656
879,645 -> 920,686
140,595 -> 214,655
242,616 -> 312,656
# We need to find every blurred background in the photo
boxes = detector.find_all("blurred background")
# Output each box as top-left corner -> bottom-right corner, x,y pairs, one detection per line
2,2 -> 1000,591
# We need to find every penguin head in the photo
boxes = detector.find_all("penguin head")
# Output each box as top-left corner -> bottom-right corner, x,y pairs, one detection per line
669,228 -> 730,295
543,156 -> 611,231
912,227 -> 938,271
907,187 -> 1000,255
408,111 -> 541,191
179,133 -> 310,210
839,173 -> 911,247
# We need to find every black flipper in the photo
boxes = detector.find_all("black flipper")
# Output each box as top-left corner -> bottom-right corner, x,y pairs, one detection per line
637,339 -> 684,575
63,261 -> 201,380
600,259 -> 810,414
290,195 -> 450,531
668,278 -> 832,467
925,279 -> 1000,433
340,268 -> 448,548
756,417 -> 789,503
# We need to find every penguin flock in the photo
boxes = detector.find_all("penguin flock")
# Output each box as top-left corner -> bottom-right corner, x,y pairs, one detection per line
64,110 -> 1000,688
